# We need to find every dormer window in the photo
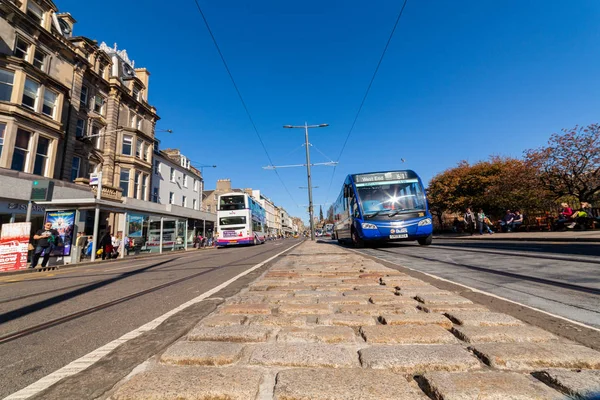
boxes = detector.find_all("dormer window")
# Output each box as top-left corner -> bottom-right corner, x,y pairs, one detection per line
27,2 -> 44,25
132,86 -> 140,101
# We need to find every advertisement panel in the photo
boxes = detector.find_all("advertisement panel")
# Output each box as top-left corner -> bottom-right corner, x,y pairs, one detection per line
0,222 -> 31,272
45,210 -> 75,256
127,214 -> 145,238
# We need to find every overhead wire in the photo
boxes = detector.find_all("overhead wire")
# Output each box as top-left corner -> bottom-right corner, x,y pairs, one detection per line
191,0 -> 300,207
325,0 -> 410,205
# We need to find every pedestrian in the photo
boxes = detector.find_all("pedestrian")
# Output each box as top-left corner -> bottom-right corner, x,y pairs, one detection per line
124,235 -> 131,255
31,222 -> 61,268
75,231 -> 88,261
99,231 -> 113,260
463,208 -> 476,236
513,210 -> 524,231
477,209 -> 493,235
500,210 -> 515,232
112,231 -> 122,258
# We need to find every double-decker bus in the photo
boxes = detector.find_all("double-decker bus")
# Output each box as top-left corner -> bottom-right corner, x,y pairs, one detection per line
332,170 -> 432,247
216,192 -> 267,247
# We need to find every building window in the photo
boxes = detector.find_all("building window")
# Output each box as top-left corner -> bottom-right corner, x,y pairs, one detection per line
33,49 -> 45,70
71,156 -> 81,181
169,192 -> 174,205
144,143 -> 150,162
134,171 -> 141,199
182,195 -> 187,207
194,179 -> 198,192
130,113 -> 136,128
122,135 -> 133,155
22,78 -> 39,110
207,205 -> 211,213
135,139 -> 142,158
0,69 -> 13,102
152,187 -> 159,203
33,136 -> 50,175
14,37 -> 29,59
27,1 -> 44,25
93,95 -> 104,114
91,125 -> 102,149
42,88 -> 57,118
80,85 -> 88,107
136,117 -> 143,131
170,167 -> 175,182
183,174 -> 188,187
142,174 -> 148,201
154,159 -> 160,174
120,168 -> 130,197
193,199 -> 197,210
11,128 -> 31,172
132,86 -> 139,101
0,122 -> 5,158
75,119 -> 85,138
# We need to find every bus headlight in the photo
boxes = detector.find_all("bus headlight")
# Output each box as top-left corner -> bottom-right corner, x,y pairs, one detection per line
418,218 -> 432,226
361,223 -> 378,230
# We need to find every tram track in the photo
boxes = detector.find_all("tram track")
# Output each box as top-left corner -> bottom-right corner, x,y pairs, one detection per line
0,245 -> 283,345
364,247 -> 600,296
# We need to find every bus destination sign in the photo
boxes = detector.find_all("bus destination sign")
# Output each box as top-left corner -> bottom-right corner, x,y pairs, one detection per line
354,171 -> 409,184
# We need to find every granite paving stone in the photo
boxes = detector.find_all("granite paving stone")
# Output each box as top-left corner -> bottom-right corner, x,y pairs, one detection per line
278,303 -> 332,315
316,296 -> 368,305
218,303 -> 272,315
188,325 -> 274,342
249,343 -> 359,368
471,342 -> 600,370
369,295 -> 418,305
380,313 -> 453,328
109,365 -> 263,400
422,371 -> 564,400
416,294 -> 474,305
245,315 -> 307,327
317,314 -> 377,327
452,325 -> 559,343
360,325 -> 459,344
533,369 -> 600,399
276,326 -> 357,343
419,303 -> 489,313
445,311 -> 526,326
274,368 -> 428,400
160,341 -> 245,366
360,344 -> 482,373
197,314 -> 247,327
337,304 -> 416,316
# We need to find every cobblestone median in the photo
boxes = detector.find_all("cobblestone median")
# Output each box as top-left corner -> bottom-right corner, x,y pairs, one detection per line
109,241 -> 600,400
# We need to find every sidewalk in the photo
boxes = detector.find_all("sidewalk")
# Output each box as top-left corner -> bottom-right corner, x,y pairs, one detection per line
106,241 -> 600,400
435,229 -> 600,242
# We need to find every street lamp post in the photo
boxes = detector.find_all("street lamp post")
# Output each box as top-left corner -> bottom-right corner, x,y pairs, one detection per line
283,123 -> 328,241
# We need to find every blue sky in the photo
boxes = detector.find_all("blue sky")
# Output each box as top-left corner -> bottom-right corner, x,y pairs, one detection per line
58,0 -> 600,223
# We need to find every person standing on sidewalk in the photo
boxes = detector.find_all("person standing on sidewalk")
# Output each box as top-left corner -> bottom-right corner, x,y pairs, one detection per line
477,209 -> 494,235
31,222 -> 61,268
464,208 -> 476,235
99,231 -> 113,260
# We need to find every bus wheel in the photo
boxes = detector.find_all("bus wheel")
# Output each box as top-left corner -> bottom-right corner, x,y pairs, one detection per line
351,229 -> 364,248
418,234 -> 433,246
253,236 -> 258,245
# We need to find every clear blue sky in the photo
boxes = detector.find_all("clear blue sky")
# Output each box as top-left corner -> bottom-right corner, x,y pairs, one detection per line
58,0 -> 600,223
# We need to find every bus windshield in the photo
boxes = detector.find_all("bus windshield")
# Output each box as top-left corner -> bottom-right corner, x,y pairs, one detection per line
219,195 -> 246,211
219,216 -> 247,226
357,179 -> 426,216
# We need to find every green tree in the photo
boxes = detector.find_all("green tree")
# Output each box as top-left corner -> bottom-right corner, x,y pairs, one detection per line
319,205 -> 324,222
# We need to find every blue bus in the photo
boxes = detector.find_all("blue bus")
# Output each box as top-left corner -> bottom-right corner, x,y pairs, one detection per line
332,170 -> 433,247
216,192 -> 267,247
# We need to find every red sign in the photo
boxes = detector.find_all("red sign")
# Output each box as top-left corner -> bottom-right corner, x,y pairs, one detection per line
0,222 -> 31,272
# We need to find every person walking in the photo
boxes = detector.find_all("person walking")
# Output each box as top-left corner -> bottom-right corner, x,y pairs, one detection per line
99,231 -> 113,260
463,208 -> 476,236
75,231 -> 88,261
477,209 -> 493,235
112,232 -> 122,258
31,222 -> 61,268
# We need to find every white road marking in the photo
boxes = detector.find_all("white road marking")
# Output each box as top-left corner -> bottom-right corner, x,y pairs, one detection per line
3,241 -> 302,400
352,248 -> 600,333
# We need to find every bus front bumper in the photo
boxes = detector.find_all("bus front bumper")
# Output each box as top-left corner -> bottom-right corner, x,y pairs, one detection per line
217,237 -> 253,246
359,220 -> 433,241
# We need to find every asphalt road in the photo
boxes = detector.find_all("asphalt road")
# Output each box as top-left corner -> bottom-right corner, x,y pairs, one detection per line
0,239 -> 301,399
353,239 -> 600,329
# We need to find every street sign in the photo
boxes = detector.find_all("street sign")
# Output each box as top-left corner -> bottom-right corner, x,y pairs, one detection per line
30,180 -> 54,201
89,173 -> 100,186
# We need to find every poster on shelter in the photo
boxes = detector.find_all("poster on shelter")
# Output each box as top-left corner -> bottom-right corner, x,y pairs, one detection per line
45,210 -> 75,256
127,214 -> 144,238
0,222 -> 31,272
